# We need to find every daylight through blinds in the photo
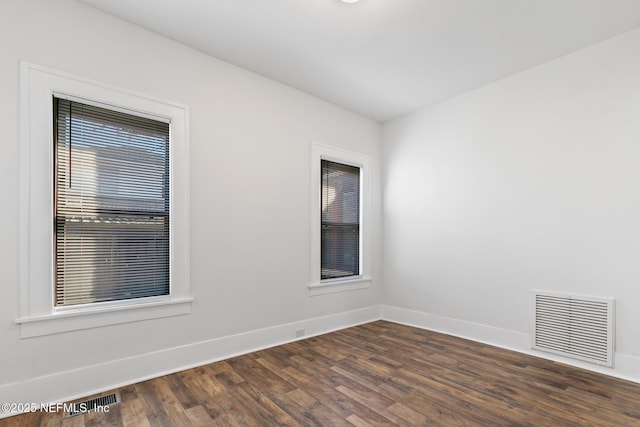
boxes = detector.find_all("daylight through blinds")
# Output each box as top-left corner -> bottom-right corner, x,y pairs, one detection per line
321,160 -> 360,280
54,98 -> 170,306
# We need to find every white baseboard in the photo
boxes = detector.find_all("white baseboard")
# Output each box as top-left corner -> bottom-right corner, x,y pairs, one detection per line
4,304 -> 638,419
0,305 -> 382,419
381,305 -> 531,350
382,304 -> 640,385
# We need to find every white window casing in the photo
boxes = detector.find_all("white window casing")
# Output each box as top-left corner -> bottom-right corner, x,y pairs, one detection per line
17,62 -> 191,338
310,141 -> 371,296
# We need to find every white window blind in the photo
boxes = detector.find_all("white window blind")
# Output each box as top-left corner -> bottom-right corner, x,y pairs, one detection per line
321,160 -> 360,280
54,98 -> 170,306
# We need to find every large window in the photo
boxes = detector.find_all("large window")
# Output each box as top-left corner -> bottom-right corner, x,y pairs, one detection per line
321,160 -> 360,280
310,142 -> 371,295
54,98 -> 170,306
18,63 -> 190,338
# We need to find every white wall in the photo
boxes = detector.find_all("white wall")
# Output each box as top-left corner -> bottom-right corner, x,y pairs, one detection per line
4,0 -> 639,410
382,27 -> 640,378
0,0 -> 381,404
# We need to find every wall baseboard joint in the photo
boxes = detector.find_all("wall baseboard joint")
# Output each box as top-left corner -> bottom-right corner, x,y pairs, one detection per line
381,304 -> 640,385
0,305 -> 382,419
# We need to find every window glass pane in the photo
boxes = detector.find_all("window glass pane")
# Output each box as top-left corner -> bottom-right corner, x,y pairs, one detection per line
54,98 -> 170,306
321,160 -> 360,279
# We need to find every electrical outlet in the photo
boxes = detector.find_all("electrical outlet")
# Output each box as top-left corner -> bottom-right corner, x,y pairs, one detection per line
295,329 -> 305,338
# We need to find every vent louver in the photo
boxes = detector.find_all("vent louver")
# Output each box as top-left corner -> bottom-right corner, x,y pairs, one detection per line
65,392 -> 120,417
532,290 -> 614,367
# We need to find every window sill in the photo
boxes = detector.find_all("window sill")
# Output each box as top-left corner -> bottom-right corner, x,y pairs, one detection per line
308,277 -> 372,296
15,297 -> 193,338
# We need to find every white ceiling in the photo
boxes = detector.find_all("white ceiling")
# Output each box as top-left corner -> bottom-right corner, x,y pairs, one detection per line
78,0 -> 640,122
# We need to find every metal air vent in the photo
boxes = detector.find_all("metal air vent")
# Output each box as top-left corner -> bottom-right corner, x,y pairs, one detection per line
532,290 -> 614,367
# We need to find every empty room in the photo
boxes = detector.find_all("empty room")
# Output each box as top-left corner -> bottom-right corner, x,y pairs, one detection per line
2,0 -> 640,425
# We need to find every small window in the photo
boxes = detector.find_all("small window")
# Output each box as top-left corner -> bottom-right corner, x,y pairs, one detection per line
54,98 -> 170,306
18,63 -> 191,338
310,142 -> 371,295
321,160 -> 360,280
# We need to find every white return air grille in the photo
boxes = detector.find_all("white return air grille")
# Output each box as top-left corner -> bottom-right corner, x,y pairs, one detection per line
532,290 -> 614,367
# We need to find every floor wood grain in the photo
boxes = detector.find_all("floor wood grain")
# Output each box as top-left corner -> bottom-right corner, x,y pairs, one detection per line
3,320 -> 639,426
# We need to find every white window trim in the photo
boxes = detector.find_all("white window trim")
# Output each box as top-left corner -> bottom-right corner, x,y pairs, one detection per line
310,141 -> 371,296
16,62 -> 191,338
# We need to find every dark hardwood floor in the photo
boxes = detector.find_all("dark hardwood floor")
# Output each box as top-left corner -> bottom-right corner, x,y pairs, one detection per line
3,320 -> 640,426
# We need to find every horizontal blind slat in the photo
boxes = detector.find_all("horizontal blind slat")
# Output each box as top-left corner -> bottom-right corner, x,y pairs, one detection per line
55,97 -> 170,307
321,160 -> 360,280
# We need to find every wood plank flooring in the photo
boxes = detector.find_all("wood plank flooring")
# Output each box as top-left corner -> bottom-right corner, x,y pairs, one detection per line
3,320 -> 640,426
